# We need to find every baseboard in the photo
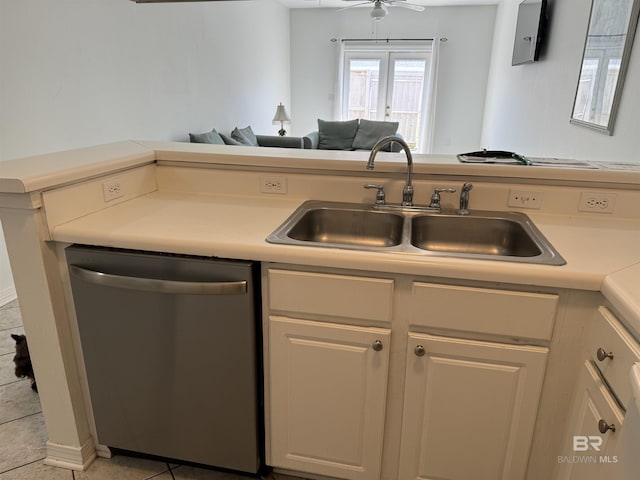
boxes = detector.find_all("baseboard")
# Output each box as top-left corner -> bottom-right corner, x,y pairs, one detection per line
0,285 -> 16,307
44,437 -> 97,471
95,444 -> 112,458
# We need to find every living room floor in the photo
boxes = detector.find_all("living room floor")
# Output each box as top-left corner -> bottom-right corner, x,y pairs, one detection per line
0,299 -> 300,480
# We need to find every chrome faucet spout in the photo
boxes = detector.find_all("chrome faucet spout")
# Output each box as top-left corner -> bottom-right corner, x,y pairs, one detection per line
367,136 -> 414,206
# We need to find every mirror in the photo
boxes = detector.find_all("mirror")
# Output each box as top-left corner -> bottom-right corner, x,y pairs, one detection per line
570,0 -> 640,134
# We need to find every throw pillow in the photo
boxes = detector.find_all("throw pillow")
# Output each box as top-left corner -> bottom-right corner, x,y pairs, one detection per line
189,128 -> 224,145
220,133 -> 244,146
231,126 -> 259,146
317,119 -> 359,150
352,119 -> 400,150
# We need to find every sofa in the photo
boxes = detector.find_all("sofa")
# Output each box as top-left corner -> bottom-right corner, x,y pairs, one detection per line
189,119 -> 403,151
189,126 -> 307,149
301,119 -> 403,152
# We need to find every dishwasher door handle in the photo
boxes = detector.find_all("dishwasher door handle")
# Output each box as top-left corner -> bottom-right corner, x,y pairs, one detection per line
69,265 -> 247,295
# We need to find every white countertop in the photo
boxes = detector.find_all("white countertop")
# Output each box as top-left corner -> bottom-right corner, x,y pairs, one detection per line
602,264 -> 640,338
3,140 -> 640,337
3,140 -> 640,194
0,141 -> 154,193
51,190 -> 640,293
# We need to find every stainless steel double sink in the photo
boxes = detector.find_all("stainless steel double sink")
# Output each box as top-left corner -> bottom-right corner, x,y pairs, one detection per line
267,201 -> 566,265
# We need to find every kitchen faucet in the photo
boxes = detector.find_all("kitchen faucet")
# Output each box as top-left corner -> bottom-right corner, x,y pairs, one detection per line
367,136 -> 414,206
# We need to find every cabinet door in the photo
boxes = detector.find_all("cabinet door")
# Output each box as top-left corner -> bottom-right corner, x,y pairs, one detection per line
399,333 -> 548,480
269,316 -> 391,480
556,361 -> 623,480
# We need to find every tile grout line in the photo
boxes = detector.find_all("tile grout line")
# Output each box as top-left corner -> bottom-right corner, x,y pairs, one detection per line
0,456 -> 47,476
0,410 -> 43,428
0,378 -> 26,388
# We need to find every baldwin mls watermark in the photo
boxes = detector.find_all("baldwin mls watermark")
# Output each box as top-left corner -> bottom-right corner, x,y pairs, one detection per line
557,435 -> 618,464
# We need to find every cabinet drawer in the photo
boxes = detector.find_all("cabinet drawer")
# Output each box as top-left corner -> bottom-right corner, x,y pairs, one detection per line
268,269 -> 394,323
589,307 -> 640,408
411,282 -> 558,341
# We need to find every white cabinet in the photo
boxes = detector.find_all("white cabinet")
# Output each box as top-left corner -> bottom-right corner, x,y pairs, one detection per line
264,268 -> 558,480
399,332 -> 548,480
398,282 -> 556,480
269,317 -> 391,480
266,269 -> 393,480
556,306 -> 640,480
556,361 -> 623,480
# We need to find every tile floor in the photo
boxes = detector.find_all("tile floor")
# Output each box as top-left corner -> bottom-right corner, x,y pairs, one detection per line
0,299 -> 299,480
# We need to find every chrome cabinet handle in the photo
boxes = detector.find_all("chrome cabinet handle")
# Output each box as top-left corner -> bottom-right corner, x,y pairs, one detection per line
415,345 -> 426,357
596,348 -> 614,361
598,419 -> 616,434
372,340 -> 384,351
69,265 -> 247,295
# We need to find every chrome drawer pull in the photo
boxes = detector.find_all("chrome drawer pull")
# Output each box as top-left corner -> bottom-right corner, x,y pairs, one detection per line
415,345 -> 426,357
69,265 -> 247,295
598,419 -> 616,434
372,340 -> 384,352
596,347 -> 614,361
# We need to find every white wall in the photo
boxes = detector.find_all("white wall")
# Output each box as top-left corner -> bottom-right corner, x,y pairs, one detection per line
289,6 -> 497,153
482,0 -> 640,162
0,0 -> 291,160
0,0 -> 290,302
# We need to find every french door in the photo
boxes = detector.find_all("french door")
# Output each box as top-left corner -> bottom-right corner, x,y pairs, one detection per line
342,46 -> 433,152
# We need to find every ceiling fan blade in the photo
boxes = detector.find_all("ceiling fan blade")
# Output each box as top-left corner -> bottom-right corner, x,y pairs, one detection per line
388,2 -> 425,11
337,2 -> 372,11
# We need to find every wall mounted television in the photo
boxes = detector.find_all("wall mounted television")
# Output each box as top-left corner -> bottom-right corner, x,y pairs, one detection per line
512,0 -> 548,65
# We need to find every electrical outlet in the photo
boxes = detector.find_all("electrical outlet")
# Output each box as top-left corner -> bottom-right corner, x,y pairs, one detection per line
260,175 -> 287,194
507,189 -> 543,209
103,179 -> 124,202
579,192 -> 616,213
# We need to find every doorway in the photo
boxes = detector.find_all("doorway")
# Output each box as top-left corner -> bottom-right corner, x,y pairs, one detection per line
340,41 -> 435,152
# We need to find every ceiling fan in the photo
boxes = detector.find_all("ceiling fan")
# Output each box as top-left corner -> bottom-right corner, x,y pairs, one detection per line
339,0 -> 425,21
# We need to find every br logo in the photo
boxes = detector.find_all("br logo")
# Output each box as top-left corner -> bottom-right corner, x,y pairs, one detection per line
573,435 -> 603,452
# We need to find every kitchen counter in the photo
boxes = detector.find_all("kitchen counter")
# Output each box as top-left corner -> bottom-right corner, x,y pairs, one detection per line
2,140 -> 640,471
5,140 -> 640,323
50,190 -> 640,293
3,140 -> 640,194
602,263 -> 640,337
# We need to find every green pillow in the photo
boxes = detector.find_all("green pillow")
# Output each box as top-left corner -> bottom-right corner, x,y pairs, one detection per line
189,128 -> 224,145
318,119 -> 359,150
220,133 -> 243,146
231,126 -> 259,146
352,120 -> 399,150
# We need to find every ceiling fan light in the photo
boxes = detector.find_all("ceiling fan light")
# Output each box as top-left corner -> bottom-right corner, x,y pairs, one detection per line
370,3 -> 386,20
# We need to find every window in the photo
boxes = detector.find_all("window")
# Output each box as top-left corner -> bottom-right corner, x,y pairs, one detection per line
339,40 -> 437,152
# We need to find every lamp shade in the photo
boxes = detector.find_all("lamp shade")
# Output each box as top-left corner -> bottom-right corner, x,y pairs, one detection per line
272,103 -> 291,124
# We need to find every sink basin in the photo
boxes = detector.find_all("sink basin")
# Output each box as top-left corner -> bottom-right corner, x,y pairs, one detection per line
273,203 -> 404,248
267,201 -> 565,265
411,214 -> 542,257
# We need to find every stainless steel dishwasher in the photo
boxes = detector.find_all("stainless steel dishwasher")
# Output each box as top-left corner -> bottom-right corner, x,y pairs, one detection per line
66,245 -> 263,474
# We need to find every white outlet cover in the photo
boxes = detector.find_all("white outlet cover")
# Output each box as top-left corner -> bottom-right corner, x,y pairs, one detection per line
578,192 -> 616,213
507,189 -> 543,209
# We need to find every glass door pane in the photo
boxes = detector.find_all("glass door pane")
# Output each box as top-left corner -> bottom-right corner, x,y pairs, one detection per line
343,52 -> 388,121
386,54 -> 429,151
347,59 -> 380,120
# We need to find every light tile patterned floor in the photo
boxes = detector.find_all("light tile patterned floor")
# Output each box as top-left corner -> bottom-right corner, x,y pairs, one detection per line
0,299 -> 302,480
